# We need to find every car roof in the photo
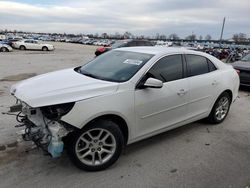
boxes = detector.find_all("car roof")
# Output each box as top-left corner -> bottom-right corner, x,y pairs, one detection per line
114,46 -> 198,55
114,46 -> 228,70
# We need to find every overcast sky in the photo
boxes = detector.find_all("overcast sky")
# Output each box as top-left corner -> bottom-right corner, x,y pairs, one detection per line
0,0 -> 249,39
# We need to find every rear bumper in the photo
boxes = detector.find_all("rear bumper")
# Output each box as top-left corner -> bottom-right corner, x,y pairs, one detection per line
239,76 -> 250,87
240,82 -> 250,87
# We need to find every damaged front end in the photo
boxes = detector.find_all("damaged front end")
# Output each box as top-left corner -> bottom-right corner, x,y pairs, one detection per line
9,101 -> 75,157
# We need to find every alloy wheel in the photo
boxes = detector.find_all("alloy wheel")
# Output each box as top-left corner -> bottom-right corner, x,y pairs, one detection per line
215,96 -> 230,121
75,128 -> 116,166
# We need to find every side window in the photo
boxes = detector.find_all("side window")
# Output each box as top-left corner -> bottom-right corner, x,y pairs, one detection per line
136,41 -> 143,46
143,41 -> 153,46
147,55 -> 183,82
207,59 -> 217,72
186,55 -> 209,77
136,41 -> 148,46
126,41 -> 137,47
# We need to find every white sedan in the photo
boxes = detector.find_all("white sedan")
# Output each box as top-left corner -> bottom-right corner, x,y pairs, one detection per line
12,39 -> 54,51
10,47 -> 239,171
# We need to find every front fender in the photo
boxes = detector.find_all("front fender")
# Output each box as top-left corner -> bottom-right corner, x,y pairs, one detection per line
61,90 -> 136,141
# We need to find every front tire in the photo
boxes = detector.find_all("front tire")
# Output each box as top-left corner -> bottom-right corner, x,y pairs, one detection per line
67,120 -> 124,171
42,46 -> 48,51
208,92 -> 232,124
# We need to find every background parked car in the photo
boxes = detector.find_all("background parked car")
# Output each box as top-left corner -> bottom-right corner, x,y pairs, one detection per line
232,53 -> 250,87
12,39 -> 54,51
0,38 -> 22,47
0,43 -> 13,52
95,39 -> 153,56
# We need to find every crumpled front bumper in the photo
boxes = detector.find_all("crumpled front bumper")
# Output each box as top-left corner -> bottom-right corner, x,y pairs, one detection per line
10,101 -> 71,157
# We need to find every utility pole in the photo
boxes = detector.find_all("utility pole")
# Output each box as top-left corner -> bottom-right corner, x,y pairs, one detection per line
219,17 -> 226,46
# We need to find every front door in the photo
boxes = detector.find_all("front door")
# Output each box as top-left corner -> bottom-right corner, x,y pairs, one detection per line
135,54 -> 189,138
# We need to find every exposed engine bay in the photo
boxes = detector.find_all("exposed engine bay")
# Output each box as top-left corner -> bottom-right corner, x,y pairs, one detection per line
9,101 -> 75,157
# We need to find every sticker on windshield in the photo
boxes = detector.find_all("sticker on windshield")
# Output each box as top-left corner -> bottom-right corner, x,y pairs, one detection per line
123,59 -> 143,66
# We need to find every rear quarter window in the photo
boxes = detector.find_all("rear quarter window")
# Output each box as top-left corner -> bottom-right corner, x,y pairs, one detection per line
207,59 -> 217,72
186,54 -> 216,77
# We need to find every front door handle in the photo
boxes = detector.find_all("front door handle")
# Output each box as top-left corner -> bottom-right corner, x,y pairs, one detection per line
177,89 -> 188,96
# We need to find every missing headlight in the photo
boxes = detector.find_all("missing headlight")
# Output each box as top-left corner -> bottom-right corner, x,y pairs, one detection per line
40,102 -> 75,120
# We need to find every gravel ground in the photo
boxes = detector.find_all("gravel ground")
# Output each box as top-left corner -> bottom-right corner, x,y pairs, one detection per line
0,43 -> 250,188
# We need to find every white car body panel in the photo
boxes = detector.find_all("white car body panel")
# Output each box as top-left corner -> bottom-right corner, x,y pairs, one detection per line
11,68 -> 119,108
11,47 -> 239,145
135,78 -> 189,138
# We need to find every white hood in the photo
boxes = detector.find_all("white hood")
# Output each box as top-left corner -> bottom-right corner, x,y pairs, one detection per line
11,68 -> 119,107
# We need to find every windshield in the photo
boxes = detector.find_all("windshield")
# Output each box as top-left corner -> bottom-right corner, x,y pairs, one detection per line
241,54 -> 250,62
111,40 -> 129,49
79,50 -> 154,82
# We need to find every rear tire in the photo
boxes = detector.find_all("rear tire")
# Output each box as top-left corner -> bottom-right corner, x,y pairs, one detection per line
19,45 -> 26,50
67,119 -> 124,171
208,92 -> 232,124
95,51 -> 102,56
0,47 -> 8,52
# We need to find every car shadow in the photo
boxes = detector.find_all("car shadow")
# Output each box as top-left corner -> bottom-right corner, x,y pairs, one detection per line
240,86 -> 250,92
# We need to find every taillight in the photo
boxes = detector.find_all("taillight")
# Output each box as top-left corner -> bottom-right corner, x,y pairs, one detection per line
235,69 -> 240,75
97,47 -> 106,53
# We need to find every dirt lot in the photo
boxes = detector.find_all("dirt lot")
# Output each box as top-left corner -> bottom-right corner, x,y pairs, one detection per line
0,43 -> 250,188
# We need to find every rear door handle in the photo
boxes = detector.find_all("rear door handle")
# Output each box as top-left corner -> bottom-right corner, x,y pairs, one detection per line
177,89 -> 188,96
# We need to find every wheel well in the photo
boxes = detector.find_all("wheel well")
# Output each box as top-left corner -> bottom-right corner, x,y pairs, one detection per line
223,89 -> 233,102
87,114 -> 129,145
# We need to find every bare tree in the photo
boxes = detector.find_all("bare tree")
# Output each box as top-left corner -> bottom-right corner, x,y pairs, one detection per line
233,33 -> 248,42
94,33 -> 99,38
199,35 -> 203,40
205,34 -> 212,40
101,33 -> 108,39
232,34 -> 239,42
238,33 -> 247,42
186,34 -> 196,40
159,34 -> 166,40
155,33 -> 160,40
114,32 -> 121,39
168,33 -> 179,40
123,31 -> 133,39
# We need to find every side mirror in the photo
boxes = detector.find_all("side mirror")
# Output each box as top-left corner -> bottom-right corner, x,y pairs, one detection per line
143,78 -> 163,88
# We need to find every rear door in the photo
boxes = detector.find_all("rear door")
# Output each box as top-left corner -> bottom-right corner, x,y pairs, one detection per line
185,54 -> 219,118
24,40 -> 33,49
32,41 -> 41,50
